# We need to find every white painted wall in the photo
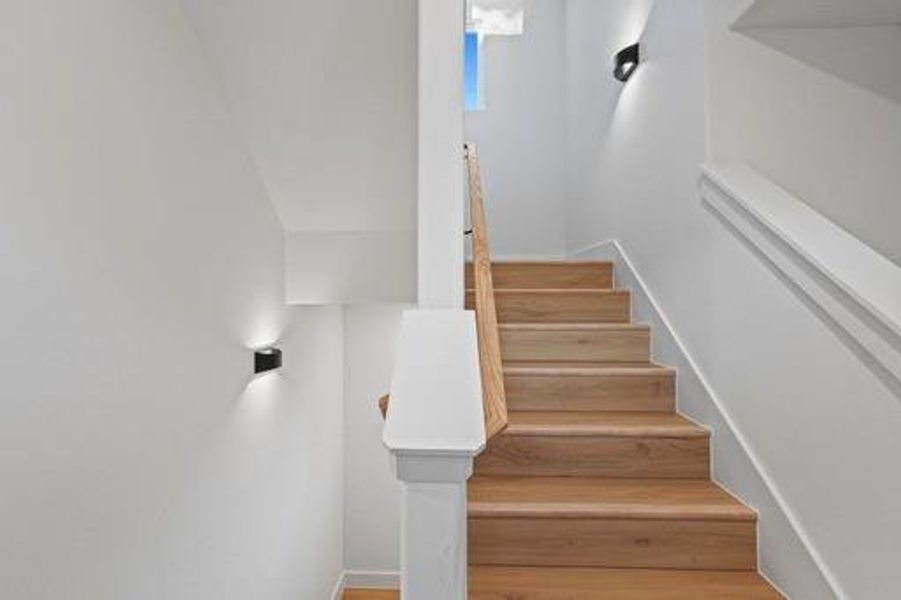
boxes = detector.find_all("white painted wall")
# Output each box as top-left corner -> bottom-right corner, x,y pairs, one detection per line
465,0 -> 568,259
181,0 -> 419,304
342,306 -> 410,575
710,1 -> 901,266
0,2 -> 344,598
419,0 -> 467,308
565,0 -> 901,597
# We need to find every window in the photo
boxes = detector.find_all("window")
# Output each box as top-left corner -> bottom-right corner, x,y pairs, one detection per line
464,0 -> 525,112
464,32 -> 483,112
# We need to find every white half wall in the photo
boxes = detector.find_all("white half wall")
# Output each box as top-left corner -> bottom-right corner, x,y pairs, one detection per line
564,0 -> 901,597
0,2 -> 344,598
465,0 -> 569,259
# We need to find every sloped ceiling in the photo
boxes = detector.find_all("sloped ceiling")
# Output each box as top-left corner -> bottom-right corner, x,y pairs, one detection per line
180,0 -> 417,234
180,0 -> 418,304
736,0 -> 901,28
734,0 -> 901,104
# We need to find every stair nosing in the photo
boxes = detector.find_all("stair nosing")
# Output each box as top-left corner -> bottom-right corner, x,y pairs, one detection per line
499,323 -> 651,331
474,260 -> 613,266
468,477 -> 757,522
503,363 -> 675,377
467,288 -> 627,295
468,502 -> 756,521
503,412 -> 709,439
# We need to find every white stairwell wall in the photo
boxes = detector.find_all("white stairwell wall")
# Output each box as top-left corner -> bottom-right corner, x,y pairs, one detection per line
712,0 -> 901,266
565,0 -> 901,598
181,0 -> 419,305
464,0 -> 569,259
0,1 -> 345,598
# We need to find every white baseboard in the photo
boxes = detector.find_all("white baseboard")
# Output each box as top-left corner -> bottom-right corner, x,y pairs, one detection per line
331,571 -> 400,600
571,239 -> 839,600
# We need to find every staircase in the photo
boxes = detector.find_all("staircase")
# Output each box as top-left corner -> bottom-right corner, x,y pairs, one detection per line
463,260 -> 782,599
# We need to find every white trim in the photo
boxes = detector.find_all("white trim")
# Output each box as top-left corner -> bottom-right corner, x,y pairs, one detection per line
331,571 -> 401,600
571,239 -> 842,600
382,310 -> 486,456
383,309 -> 482,600
330,572 -> 345,600
700,163 -> 901,396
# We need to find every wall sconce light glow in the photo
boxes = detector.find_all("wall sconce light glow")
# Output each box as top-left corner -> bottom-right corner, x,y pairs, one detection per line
614,43 -> 640,82
254,347 -> 283,374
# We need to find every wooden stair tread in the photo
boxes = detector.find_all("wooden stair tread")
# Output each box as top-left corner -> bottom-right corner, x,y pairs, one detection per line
505,411 -> 708,438
468,288 -> 622,294
343,568 -> 781,600
500,322 -> 650,331
467,288 -> 631,324
466,261 -> 614,290
456,259 -> 773,588
469,476 -> 755,521
487,260 -> 615,265
504,361 -> 674,376
504,362 -> 676,413
469,566 -> 783,599
342,590 -> 398,600
499,324 -> 651,363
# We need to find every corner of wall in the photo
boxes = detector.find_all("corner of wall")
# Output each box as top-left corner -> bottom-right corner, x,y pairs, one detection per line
330,571 -> 401,600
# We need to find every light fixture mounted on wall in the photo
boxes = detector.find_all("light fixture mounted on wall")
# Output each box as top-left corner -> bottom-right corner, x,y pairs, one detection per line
613,43 -> 640,82
254,347 -> 283,374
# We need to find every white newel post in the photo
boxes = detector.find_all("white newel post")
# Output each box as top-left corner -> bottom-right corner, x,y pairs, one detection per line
384,311 -> 485,600
396,455 -> 473,599
401,0 -> 473,595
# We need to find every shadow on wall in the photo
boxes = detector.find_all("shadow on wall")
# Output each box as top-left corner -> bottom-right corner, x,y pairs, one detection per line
734,2 -> 901,104
593,0 -> 655,145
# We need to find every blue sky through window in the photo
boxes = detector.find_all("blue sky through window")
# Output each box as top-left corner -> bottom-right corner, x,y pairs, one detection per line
464,32 -> 481,111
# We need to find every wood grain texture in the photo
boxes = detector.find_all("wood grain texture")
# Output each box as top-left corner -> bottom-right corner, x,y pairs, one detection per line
345,571 -> 783,600
504,363 -> 675,412
469,517 -> 757,570
503,411 -> 708,438
342,590 -> 399,600
468,476 -> 755,521
499,323 -> 651,363
466,146 -> 508,440
454,253 -> 778,595
466,261 -> 614,290
466,289 -> 631,323
469,567 -> 783,599
475,433 -> 710,478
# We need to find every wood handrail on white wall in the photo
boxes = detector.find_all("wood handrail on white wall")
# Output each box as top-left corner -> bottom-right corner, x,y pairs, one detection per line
465,144 -> 509,440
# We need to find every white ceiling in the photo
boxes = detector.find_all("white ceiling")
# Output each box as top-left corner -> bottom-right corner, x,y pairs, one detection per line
736,0 -> 901,29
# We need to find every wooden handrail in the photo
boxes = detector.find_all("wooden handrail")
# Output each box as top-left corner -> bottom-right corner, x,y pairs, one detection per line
465,145 -> 509,440
377,146 -> 508,441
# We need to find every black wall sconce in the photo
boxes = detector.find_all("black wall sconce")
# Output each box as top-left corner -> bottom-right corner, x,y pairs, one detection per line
614,43 -> 640,82
254,347 -> 283,374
